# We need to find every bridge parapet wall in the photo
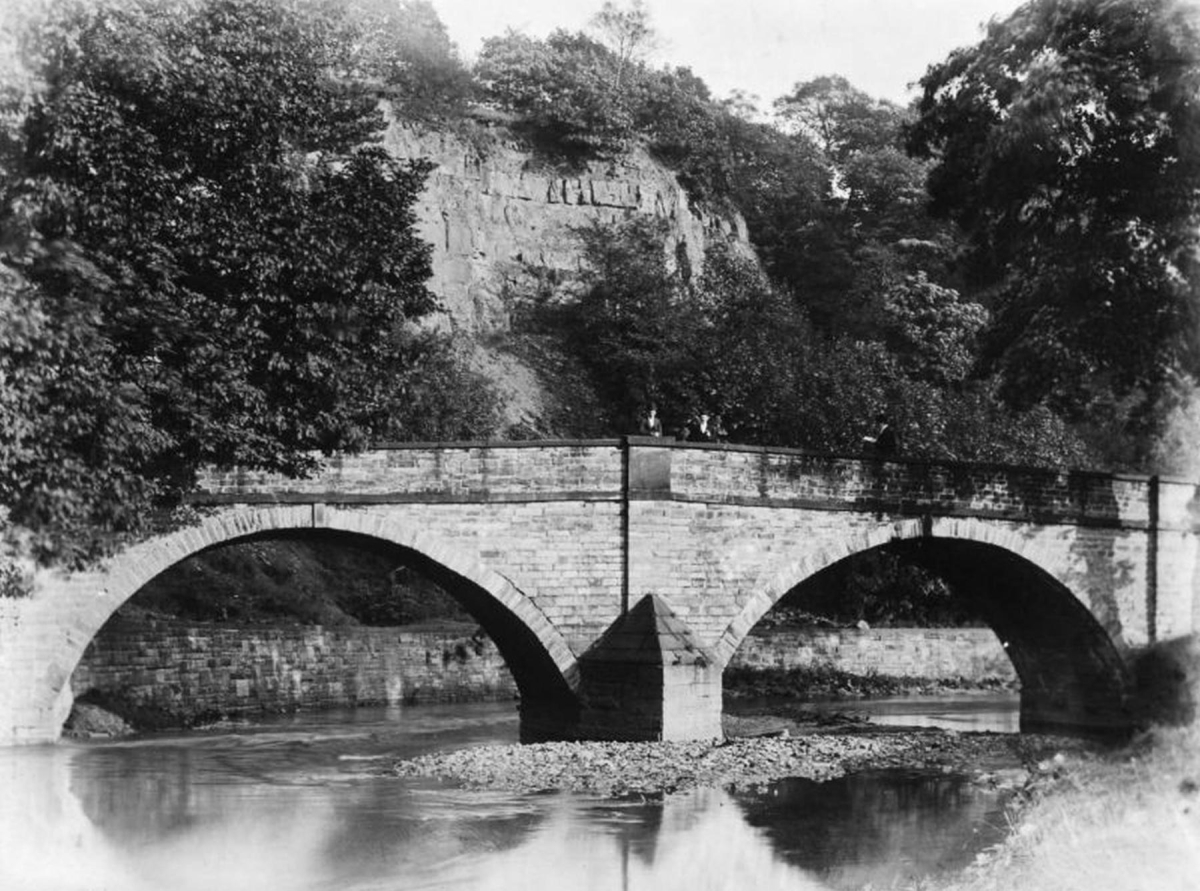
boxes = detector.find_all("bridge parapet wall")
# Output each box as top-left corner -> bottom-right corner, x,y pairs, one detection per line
190,439 -> 1188,536
654,443 -> 1156,527
195,441 -> 625,502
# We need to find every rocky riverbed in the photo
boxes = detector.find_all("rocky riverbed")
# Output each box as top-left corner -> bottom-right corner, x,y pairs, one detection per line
390,724 -> 1091,798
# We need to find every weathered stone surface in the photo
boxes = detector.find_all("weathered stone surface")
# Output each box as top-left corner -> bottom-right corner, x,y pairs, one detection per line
3,442 -> 1197,744
70,619 -> 516,727
580,594 -> 712,665
576,595 -> 723,741
731,627 -> 1017,684
380,119 -> 758,432
381,118 -> 751,336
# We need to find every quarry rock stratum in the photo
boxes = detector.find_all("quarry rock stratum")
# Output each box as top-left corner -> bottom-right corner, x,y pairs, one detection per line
381,111 -> 752,338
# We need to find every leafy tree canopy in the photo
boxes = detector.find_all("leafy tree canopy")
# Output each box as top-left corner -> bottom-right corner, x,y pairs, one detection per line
346,0 -> 476,119
907,0 -> 1200,456
745,76 -> 962,340
472,2 -> 777,205
881,273 -> 990,384
588,0 -> 658,86
775,74 -> 908,163
0,0 -> 448,563
524,218 -> 1087,468
475,28 -> 638,153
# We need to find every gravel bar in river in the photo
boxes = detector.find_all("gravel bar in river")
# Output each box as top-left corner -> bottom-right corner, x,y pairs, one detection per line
390,730 -> 1085,797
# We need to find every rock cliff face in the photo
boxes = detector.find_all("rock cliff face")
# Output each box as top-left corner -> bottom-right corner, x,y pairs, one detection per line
381,115 -> 752,336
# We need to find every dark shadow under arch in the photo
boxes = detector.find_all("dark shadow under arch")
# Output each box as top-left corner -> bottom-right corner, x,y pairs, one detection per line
80,528 -> 580,738
763,537 -> 1133,735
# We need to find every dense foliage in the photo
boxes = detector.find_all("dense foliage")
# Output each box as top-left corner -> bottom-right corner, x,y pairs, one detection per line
907,0 -> 1200,466
478,0 -> 1198,476
0,0 -> 497,564
476,29 -> 639,154
5,0 -> 1197,596
472,17 -> 964,343
523,216 -> 1090,466
347,0 -> 476,119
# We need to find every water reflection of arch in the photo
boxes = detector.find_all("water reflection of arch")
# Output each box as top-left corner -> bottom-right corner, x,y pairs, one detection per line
715,517 -> 1132,733
53,505 -> 580,733
729,769 -> 1008,886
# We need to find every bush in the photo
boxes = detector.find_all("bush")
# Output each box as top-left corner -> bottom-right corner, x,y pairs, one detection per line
381,331 -> 505,442
475,30 -> 636,155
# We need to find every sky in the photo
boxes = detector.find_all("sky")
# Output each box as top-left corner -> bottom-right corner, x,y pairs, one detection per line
431,0 -> 1026,107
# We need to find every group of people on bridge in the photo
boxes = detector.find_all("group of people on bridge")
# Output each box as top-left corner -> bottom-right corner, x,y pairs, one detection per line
638,405 -> 728,443
635,405 -> 897,457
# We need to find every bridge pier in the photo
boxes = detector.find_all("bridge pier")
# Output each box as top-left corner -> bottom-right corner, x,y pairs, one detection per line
573,595 -> 723,742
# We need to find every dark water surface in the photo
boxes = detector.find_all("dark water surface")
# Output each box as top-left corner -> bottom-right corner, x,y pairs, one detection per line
0,699 -> 1016,891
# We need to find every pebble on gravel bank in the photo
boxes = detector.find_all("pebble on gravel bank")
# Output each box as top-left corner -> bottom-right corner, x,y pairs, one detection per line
390,731 -> 1082,798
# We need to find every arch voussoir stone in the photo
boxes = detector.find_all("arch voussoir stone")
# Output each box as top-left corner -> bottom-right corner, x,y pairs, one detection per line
928,516 -> 1064,588
713,516 -> 1061,668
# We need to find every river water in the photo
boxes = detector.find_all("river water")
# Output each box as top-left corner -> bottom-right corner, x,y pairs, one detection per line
0,697 -> 1019,891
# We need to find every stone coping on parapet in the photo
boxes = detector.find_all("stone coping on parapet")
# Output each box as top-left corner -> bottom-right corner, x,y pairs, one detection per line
368,436 -> 1198,487
188,439 -> 1198,534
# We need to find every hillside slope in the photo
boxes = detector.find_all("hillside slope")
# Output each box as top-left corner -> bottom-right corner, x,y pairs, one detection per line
382,111 -> 755,433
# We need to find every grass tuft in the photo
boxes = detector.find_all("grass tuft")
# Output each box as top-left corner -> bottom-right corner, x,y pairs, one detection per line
930,723 -> 1200,891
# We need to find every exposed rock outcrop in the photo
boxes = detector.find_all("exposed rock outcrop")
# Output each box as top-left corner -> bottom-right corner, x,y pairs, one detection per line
381,112 -> 752,337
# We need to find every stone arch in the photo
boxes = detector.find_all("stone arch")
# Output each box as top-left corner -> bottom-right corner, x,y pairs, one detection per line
715,516 -> 1133,733
713,518 -> 926,666
37,505 -> 579,738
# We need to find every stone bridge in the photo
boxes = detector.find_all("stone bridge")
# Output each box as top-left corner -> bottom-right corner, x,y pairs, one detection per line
2,439 -> 1198,745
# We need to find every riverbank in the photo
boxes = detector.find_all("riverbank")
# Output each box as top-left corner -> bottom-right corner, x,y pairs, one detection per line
932,722 -> 1200,891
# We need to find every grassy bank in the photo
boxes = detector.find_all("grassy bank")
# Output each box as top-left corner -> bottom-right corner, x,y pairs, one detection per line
932,723 -> 1200,891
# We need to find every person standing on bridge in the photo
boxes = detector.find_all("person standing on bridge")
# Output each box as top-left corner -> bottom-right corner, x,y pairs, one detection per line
863,413 -> 897,457
710,413 -> 728,443
638,404 -> 663,437
690,412 -> 715,442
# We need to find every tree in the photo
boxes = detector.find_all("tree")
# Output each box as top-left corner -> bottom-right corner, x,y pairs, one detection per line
379,330 -> 504,442
588,0 -> 658,89
774,75 -> 906,163
881,273 -> 989,384
907,0 -> 1200,462
533,220 -> 810,440
635,66 -> 732,202
715,119 -> 830,293
347,0 -> 475,119
688,241 -> 810,441
475,29 -> 636,153
566,217 -> 695,424
757,76 -> 964,340
0,0 -> 441,563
